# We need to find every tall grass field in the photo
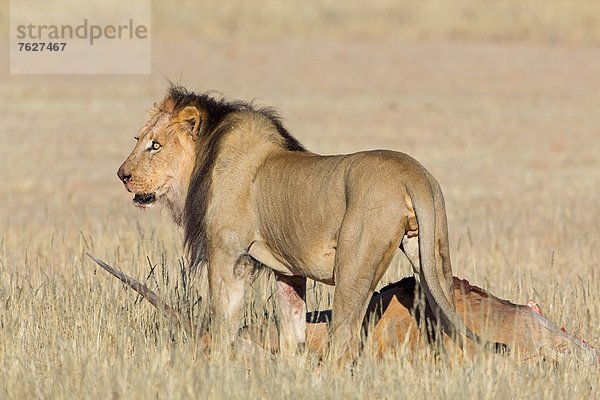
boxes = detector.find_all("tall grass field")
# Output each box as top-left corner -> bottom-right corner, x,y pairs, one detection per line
1,1 -> 598,398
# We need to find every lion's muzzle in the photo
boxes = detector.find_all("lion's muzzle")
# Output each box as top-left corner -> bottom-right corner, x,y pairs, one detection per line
117,164 -> 132,185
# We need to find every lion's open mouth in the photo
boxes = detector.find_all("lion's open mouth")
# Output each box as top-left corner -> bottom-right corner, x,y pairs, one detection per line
133,193 -> 156,207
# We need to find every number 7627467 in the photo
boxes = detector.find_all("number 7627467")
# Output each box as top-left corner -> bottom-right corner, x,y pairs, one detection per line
18,42 -> 67,51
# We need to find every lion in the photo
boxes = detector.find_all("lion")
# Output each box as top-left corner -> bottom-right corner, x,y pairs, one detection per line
116,86 -> 505,360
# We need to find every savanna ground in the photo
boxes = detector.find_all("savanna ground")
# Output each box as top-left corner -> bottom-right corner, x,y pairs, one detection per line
1,1 -> 599,398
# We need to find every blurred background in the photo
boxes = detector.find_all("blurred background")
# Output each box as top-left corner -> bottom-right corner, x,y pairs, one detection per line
1,0 -> 599,335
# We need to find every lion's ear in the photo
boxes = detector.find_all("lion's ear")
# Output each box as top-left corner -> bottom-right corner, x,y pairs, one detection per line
178,106 -> 203,137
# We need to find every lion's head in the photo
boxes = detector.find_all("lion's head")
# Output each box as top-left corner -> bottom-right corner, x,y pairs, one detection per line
117,95 -> 205,223
117,86 -> 305,232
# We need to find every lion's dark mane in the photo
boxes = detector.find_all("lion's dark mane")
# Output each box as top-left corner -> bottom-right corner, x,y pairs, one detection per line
171,85 -> 306,269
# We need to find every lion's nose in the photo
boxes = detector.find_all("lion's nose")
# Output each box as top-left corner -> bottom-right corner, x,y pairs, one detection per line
117,165 -> 132,184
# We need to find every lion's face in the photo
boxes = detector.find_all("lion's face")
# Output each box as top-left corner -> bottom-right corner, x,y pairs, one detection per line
117,100 -> 202,220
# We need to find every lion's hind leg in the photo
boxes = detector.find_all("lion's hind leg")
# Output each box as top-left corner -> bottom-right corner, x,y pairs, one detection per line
330,215 -> 403,363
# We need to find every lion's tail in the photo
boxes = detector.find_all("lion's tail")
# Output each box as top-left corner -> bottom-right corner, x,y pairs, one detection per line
407,178 -> 508,353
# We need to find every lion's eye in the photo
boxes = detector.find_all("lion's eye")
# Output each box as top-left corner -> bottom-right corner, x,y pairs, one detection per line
134,136 -> 139,141
151,141 -> 161,151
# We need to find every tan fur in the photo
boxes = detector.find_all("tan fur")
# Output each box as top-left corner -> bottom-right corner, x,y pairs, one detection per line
117,89 -> 496,361
117,99 -> 197,224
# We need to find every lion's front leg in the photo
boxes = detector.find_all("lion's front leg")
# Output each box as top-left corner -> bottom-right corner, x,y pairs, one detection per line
208,252 -> 245,346
275,273 -> 306,355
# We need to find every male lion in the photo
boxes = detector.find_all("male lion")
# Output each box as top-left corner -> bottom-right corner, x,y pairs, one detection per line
117,86 -> 504,359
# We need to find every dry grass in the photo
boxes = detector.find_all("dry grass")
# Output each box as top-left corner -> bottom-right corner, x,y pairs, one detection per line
1,2 -> 600,399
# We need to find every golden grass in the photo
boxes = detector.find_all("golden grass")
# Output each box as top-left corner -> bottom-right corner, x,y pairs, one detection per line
1,2 -> 600,397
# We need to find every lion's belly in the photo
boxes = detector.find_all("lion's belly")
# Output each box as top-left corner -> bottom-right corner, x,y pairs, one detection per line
292,246 -> 337,284
248,240 -> 336,284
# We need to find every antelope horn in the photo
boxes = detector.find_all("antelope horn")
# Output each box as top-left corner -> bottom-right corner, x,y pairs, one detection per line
86,253 -> 277,360
86,253 -> 197,335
